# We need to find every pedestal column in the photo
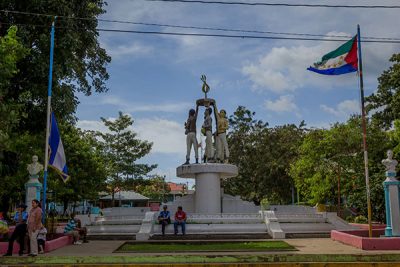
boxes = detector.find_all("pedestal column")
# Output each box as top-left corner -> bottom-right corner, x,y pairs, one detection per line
25,175 -> 42,212
383,172 -> 400,237
195,172 -> 221,213
177,163 -> 238,214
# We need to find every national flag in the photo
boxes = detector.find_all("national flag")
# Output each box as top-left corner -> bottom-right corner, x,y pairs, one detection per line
307,36 -> 358,75
49,112 -> 69,182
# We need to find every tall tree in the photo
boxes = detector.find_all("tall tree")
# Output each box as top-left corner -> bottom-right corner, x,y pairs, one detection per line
366,54 -> 400,129
98,112 -> 157,205
290,116 -> 390,221
47,124 -> 108,214
0,1 -> 110,213
224,106 -> 305,204
0,26 -> 29,215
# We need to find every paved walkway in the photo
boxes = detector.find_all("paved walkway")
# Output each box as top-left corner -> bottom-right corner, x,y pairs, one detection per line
46,238 -> 399,256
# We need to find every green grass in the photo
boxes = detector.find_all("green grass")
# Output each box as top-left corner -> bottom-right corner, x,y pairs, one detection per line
116,241 -> 295,252
2,254 -> 400,265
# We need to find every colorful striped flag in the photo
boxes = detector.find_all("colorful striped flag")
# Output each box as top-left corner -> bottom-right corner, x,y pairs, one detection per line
308,36 -> 358,75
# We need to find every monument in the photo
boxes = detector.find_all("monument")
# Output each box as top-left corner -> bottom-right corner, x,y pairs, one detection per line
177,75 -> 238,214
25,155 -> 43,211
382,149 -> 400,237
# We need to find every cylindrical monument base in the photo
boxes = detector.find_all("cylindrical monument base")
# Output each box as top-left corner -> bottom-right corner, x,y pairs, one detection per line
195,172 -> 221,213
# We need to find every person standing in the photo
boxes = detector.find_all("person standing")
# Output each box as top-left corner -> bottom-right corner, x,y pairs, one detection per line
173,206 -> 187,235
216,109 -> 229,163
3,204 -> 28,256
202,107 -> 214,162
27,199 -> 42,257
184,109 -> 199,164
158,205 -> 171,236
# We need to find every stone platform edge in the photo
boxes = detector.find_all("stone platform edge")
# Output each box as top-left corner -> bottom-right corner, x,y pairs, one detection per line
331,229 -> 400,250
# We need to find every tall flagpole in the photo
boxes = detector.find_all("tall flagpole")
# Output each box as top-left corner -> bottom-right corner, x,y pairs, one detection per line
357,24 -> 373,238
43,17 -> 56,223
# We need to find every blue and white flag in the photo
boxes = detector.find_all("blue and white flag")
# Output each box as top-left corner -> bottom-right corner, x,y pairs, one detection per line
49,113 -> 69,182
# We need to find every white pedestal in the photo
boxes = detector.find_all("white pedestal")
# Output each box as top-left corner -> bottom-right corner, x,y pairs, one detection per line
195,172 -> 221,213
383,178 -> 400,237
176,163 -> 238,214
25,176 -> 42,212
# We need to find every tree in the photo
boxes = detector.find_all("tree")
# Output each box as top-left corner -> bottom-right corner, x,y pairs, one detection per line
290,116 -> 390,221
223,106 -> 305,205
98,112 -> 157,205
0,1 -> 110,213
0,1 -> 110,128
366,53 -> 400,129
0,26 -> 29,215
131,176 -> 170,202
0,26 -> 29,154
47,124 -> 108,214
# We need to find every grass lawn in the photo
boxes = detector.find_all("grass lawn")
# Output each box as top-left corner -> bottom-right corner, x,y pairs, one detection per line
2,254 -> 400,265
116,241 -> 295,252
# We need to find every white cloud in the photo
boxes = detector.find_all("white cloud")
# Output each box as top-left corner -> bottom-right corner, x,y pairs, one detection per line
135,118 -> 186,154
77,117 -> 186,155
264,95 -> 298,113
320,99 -> 359,117
102,42 -> 153,58
99,95 -> 191,113
242,35 -> 356,93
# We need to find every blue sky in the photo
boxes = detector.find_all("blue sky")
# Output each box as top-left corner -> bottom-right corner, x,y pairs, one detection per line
75,0 -> 400,185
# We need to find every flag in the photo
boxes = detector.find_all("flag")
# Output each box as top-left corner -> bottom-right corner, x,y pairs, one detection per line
49,112 -> 69,182
307,36 -> 358,75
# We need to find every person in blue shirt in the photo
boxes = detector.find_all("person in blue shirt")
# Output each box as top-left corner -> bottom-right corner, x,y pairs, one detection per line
158,205 -> 171,236
64,214 -> 81,244
3,204 -> 28,256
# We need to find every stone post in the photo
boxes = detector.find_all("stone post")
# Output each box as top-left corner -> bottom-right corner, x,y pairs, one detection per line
383,172 -> 400,237
382,150 -> 400,237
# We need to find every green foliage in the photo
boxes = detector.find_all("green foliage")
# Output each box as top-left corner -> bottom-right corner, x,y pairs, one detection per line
117,241 -> 295,252
97,112 -> 157,202
290,116 -> 390,222
366,53 -> 400,129
47,124 -> 108,210
0,26 -> 29,151
354,215 -> 368,224
224,106 -> 305,204
260,198 -> 270,211
131,176 -> 170,202
0,0 -> 110,213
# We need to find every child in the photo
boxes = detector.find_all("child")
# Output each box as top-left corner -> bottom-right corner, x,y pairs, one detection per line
37,225 -> 47,254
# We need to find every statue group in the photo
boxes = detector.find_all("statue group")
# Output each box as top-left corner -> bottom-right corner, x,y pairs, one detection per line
184,76 -> 229,165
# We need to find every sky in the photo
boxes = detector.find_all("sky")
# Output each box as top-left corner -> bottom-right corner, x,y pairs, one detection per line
75,0 -> 400,186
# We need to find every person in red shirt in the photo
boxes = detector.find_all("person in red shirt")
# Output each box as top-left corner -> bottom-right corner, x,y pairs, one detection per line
173,206 -> 186,235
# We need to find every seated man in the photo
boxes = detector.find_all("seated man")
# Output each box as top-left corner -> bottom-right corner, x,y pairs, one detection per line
75,217 -> 88,243
63,214 -> 82,245
173,206 -> 187,235
3,204 -> 28,256
158,205 -> 171,236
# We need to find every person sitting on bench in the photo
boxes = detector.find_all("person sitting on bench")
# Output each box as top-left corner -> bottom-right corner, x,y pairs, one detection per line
158,205 -> 171,236
173,206 -> 187,235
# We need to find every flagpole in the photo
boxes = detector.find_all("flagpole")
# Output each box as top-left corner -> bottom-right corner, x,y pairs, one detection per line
43,17 -> 56,223
357,24 -> 372,238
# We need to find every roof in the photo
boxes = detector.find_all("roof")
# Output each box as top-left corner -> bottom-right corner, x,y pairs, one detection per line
168,182 -> 185,192
100,191 -> 149,201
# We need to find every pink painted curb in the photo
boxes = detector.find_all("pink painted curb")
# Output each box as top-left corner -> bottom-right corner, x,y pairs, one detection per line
0,235 -> 73,254
331,229 -> 400,250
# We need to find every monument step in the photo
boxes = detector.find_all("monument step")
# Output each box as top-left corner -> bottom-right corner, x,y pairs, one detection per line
150,233 -> 271,240
87,233 -> 136,240
285,232 -> 331,238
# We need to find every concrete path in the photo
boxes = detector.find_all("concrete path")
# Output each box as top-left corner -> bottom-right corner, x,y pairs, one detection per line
46,238 -> 400,257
